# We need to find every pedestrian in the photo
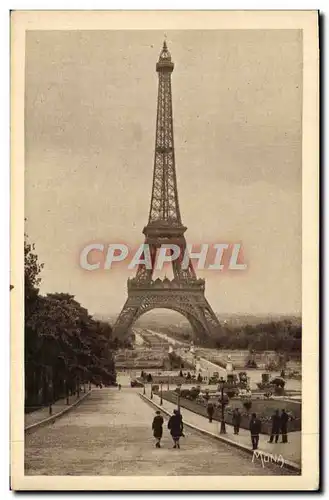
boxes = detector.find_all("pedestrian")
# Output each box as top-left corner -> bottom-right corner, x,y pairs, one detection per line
249,412 -> 262,450
268,409 -> 280,443
152,410 -> 164,448
168,409 -> 184,449
118,384 -> 122,391
232,408 -> 241,435
207,402 -> 215,423
280,409 -> 289,443
177,409 -> 184,436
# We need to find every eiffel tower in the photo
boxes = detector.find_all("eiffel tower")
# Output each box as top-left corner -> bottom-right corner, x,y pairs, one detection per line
113,41 -> 221,342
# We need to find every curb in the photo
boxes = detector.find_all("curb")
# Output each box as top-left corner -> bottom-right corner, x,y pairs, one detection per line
25,390 -> 92,434
139,393 -> 301,474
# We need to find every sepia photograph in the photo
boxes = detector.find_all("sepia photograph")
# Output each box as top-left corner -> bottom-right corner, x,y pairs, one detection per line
10,10 -> 319,491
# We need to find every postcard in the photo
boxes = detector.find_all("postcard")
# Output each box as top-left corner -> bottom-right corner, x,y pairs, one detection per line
11,10 -> 319,491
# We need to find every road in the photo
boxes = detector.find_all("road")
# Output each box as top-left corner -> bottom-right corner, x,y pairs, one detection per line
25,379 -> 292,476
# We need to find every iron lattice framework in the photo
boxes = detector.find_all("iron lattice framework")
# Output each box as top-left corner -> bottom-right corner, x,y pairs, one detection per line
113,42 -> 221,342
149,42 -> 181,226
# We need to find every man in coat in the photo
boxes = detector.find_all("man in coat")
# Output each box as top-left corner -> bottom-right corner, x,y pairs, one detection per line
280,409 -> 289,443
249,412 -> 262,450
232,408 -> 241,435
152,410 -> 164,448
168,409 -> 184,449
268,409 -> 281,443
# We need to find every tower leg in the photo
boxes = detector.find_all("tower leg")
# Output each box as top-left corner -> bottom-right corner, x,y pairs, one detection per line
112,298 -> 142,340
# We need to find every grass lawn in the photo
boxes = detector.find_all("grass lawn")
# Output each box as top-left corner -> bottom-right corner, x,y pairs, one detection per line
226,398 -> 301,419
159,391 -> 301,434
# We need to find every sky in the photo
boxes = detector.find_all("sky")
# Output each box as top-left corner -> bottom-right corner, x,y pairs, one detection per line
25,29 -> 302,317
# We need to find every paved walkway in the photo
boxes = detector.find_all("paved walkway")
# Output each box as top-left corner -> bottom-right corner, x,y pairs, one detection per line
149,392 -> 301,467
25,390 -> 90,428
24,387 -> 294,476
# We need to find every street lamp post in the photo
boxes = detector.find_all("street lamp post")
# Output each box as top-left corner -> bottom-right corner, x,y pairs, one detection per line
65,363 -> 70,405
48,366 -> 53,416
177,384 -> 181,411
150,383 -> 153,399
48,386 -> 53,416
219,378 -> 227,434
66,378 -> 70,405
160,382 -> 163,405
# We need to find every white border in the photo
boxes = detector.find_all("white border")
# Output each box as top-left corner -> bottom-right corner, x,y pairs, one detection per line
3,3 -> 325,497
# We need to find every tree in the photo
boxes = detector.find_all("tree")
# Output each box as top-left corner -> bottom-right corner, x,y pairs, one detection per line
188,318 -> 301,354
24,235 -> 117,411
24,236 -> 43,299
25,236 -> 45,408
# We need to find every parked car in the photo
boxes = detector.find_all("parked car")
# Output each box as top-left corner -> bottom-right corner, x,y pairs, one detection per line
130,379 -> 144,388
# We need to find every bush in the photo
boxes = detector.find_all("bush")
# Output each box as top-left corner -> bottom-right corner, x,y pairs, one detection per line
226,389 -> 238,399
180,389 -> 191,399
266,361 -> 278,371
274,386 -> 285,396
243,400 -> 252,411
152,385 -> 159,392
246,360 -> 258,368
189,387 -> 201,400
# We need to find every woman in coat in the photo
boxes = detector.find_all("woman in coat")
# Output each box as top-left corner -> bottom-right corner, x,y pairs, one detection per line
168,409 -> 184,449
152,410 -> 164,448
